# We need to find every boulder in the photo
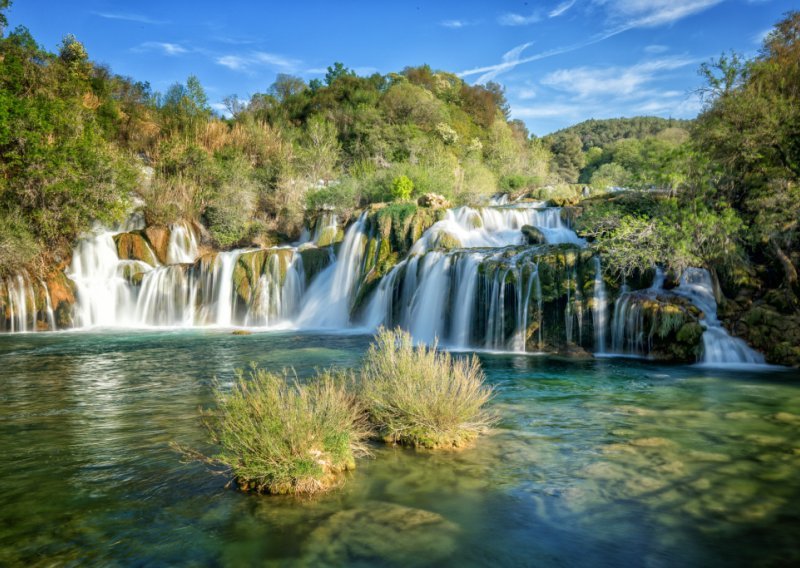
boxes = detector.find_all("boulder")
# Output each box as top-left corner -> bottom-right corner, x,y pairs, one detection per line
417,193 -> 451,209
144,225 -> 171,264
114,232 -> 158,266
521,225 -> 546,245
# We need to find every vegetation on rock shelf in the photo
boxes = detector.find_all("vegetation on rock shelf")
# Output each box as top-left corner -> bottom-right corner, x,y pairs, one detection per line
205,367 -> 370,495
360,328 -> 495,449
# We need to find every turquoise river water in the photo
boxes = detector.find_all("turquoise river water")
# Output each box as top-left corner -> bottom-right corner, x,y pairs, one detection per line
1,330 -> 799,567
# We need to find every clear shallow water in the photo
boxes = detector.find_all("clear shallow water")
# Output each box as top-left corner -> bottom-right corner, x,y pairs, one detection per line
1,331 -> 799,567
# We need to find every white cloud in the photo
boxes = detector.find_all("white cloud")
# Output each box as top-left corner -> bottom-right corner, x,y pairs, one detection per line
498,11 -> 541,26
440,19 -> 477,28
475,42 -> 534,83
133,42 -> 188,56
541,57 -> 695,99
645,44 -> 669,53
462,0 -> 719,83
93,12 -> 166,25
549,1 -> 577,18
511,103 -> 581,119
594,0 -> 724,28
216,51 -> 300,73
517,87 -> 538,100
752,28 -> 772,45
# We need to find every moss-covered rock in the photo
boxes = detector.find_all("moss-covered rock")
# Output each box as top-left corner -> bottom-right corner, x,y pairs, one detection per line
299,246 -> 334,286
114,232 -> 158,266
521,225 -> 546,245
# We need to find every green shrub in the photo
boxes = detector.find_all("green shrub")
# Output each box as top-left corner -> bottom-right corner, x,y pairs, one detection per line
391,175 -> 414,201
207,367 -> 371,495
360,328 -> 495,449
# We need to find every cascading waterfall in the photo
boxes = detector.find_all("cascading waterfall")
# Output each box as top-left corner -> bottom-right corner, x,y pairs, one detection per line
0,199 -> 772,365
0,272 -> 56,332
673,268 -> 765,366
166,221 -> 199,264
296,212 -> 368,329
592,257 -> 608,353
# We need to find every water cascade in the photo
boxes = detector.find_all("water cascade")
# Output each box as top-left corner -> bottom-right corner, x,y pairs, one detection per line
0,199 -> 772,365
673,268 -> 765,365
592,257 -> 608,353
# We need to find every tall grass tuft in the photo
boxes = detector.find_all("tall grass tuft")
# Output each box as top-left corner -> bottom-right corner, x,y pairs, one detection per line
360,328 -> 495,449
207,367 -> 371,495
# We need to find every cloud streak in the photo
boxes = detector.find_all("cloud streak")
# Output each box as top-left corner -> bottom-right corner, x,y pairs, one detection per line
549,1 -> 577,18
93,12 -> 166,25
464,0 -> 723,83
216,51 -> 301,73
133,42 -> 188,56
440,19 -> 478,29
497,11 -> 541,26
540,57 -> 696,98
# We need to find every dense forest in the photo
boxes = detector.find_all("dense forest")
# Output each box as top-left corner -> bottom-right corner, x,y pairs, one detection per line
0,3 -> 798,359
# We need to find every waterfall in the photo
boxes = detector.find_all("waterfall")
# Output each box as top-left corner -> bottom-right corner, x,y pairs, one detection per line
14,199 -> 769,366
296,213 -> 368,328
411,205 -> 582,254
592,257 -> 608,353
68,230 -> 137,327
673,268 -> 765,366
166,222 -> 199,264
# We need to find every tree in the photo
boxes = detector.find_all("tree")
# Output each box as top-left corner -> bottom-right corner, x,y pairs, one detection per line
269,74 -> 307,102
325,62 -> 355,86
391,175 -> 414,201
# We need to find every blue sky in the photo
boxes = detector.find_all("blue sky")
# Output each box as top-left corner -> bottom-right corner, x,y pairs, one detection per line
7,0 -> 795,134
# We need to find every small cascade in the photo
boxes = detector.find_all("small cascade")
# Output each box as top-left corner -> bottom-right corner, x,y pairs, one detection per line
40,279 -> 56,331
673,268 -> 765,366
68,230 -> 137,327
312,212 -> 339,245
166,221 -> 199,264
296,213 -> 368,328
1,272 -> 55,332
412,205 -> 582,254
592,257 -> 608,353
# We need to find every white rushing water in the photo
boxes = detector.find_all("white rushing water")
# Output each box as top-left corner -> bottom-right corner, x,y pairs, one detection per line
673,268 -> 766,366
0,199 -> 770,365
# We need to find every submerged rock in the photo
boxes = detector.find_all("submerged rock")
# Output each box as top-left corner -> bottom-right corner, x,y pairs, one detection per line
301,501 -> 459,567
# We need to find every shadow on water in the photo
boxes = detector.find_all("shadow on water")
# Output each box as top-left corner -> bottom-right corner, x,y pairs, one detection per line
0,330 -> 799,566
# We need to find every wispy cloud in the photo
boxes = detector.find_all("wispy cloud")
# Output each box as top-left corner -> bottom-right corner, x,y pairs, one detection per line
512,103 -> 581,119
464,0 -> 721,83
645,44 -> 670,54
133,42 -> 188,56
474,42 -> 535,83
549,1 -> 577,18
498,11 -> 541,26
595,0 -> 724,28
540,57 -> 695,99
216,51 -> 301,73
440,19 -> 478,29
93,12 -> 166,25
752,28 -> 772,45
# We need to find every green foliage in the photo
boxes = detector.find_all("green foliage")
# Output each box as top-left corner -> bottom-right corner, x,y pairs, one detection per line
360,328 -> 495,449
206,366 -> 370,495
391,175 -> 414,201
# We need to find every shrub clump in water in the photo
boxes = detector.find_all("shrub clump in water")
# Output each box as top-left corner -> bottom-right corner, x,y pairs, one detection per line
360,328 -> 495,449
206,367 -> 371,495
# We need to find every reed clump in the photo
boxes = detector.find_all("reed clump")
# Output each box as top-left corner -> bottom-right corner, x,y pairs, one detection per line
360,328 -> 495,449
206,367 -> 370,495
